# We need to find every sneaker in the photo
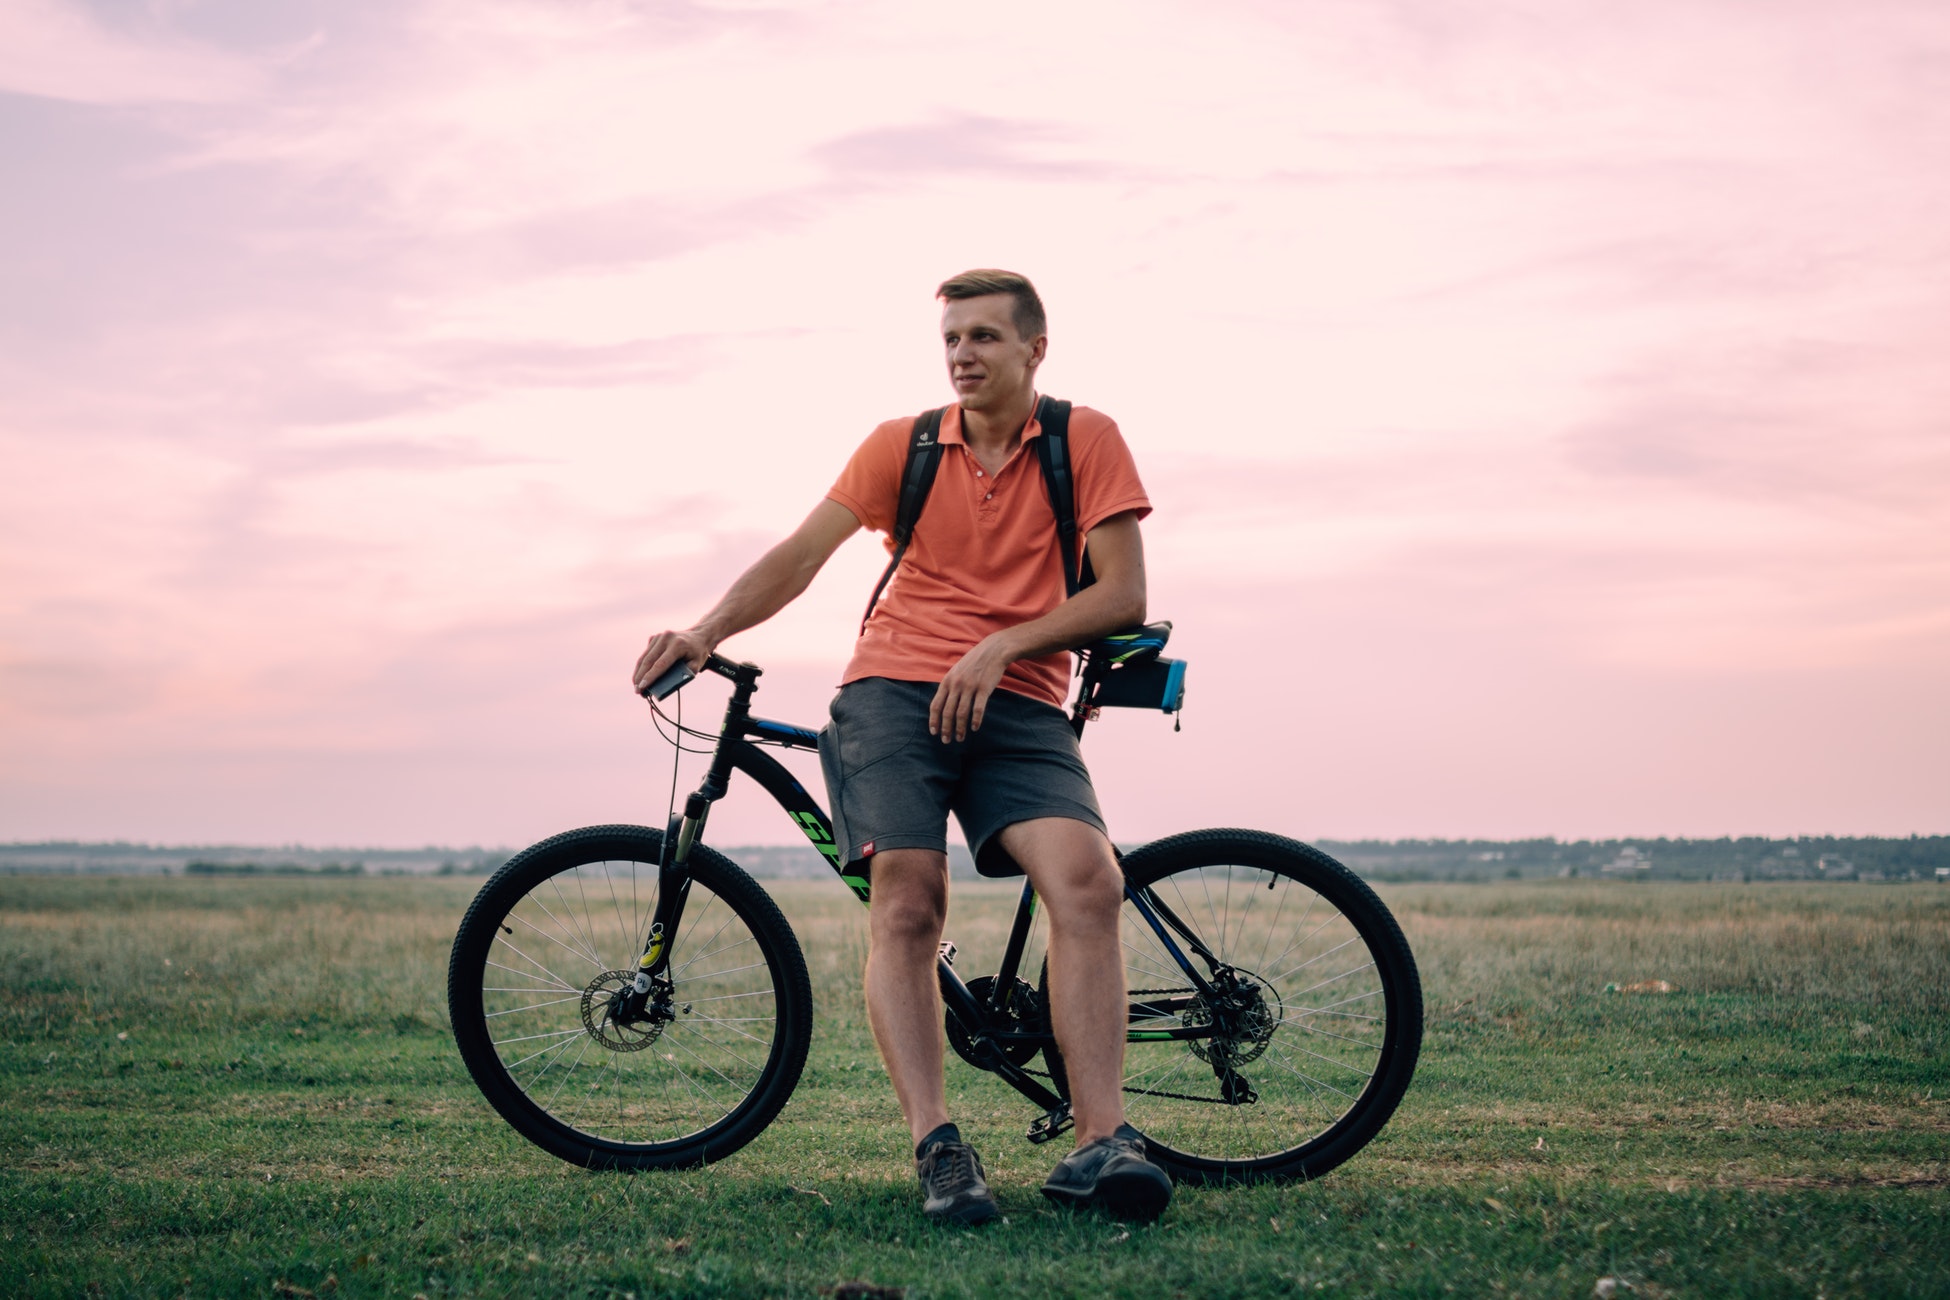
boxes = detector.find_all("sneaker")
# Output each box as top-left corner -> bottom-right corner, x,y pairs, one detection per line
915,1124 -> 999,1225
1041,1123 -> 1173,1222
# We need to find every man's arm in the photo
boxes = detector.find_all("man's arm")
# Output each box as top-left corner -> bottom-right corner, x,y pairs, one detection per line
632,498 -> 862,693
928,511 -> 1147,741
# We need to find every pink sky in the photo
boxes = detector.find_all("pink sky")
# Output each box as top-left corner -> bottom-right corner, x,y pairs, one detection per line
2,0 -> 1945,848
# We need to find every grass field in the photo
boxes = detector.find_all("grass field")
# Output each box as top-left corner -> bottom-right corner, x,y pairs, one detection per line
2,872 -> 1946,1298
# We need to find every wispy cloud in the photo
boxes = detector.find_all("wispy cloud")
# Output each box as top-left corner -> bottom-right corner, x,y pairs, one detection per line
814,114 -> 1116,182
0,0 -> 288,104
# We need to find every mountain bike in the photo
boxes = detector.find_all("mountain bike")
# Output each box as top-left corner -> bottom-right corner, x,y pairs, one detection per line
448,624 -> 1422,1183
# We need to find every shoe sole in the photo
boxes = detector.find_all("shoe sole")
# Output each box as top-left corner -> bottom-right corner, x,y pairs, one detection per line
1042,1167 -> 1172,1223
926,1196 -> 999,1226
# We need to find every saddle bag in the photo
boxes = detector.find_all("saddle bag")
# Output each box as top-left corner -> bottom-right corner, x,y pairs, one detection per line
1089,655 -> 1187,713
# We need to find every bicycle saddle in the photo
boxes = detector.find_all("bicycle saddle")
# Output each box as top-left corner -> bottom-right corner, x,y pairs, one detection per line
1079,620 -> 1172,665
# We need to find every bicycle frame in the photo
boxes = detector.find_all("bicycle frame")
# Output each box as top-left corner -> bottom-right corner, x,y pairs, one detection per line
641,654 -> 1228,1140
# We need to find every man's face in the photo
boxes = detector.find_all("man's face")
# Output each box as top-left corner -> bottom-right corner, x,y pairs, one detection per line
941,294 -> 1045,414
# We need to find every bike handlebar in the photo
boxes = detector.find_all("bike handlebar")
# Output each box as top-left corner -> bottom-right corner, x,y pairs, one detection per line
638,653 -> 764,703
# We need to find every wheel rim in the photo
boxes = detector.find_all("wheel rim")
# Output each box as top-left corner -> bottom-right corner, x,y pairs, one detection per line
476,857 -> 781,1150
1121,860 -> 1393,1167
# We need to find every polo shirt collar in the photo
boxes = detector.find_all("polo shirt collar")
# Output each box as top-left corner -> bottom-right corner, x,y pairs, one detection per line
937,396 -> 1044,446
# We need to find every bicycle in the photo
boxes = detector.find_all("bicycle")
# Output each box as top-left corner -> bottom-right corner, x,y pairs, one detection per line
448,624 -> 1422,1183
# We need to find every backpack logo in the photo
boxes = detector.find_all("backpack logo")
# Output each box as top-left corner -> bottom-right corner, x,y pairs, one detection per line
917,431 -> 933,445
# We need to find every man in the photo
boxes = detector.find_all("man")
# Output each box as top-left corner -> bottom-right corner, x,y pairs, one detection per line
632,270 -> 1172,1224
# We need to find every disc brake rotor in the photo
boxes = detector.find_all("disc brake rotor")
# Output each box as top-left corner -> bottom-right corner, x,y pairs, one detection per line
581,969 -> 667,1052
1181,972 -> 1280,1066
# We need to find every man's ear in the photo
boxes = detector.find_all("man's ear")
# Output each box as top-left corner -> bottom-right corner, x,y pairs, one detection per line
1028,335 -> 1048,369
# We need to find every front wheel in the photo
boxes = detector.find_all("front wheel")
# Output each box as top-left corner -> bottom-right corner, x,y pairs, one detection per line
1047,829 -> 1422,1184
448,825 -> 813,1169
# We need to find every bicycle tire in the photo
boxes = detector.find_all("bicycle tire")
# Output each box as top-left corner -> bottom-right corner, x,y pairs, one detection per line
1044,828 -> 1421,1184
448,824 -> 813,1170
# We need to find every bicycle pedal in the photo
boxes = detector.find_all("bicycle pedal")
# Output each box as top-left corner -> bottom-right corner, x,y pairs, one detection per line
1026,1102 -> 1073,1145
937,940 -> 957,965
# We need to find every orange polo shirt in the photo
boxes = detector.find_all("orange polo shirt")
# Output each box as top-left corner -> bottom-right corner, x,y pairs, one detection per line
827,401 -> 1152,708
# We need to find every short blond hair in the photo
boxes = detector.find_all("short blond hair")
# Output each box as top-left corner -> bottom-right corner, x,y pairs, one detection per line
936,269 -> 1046,341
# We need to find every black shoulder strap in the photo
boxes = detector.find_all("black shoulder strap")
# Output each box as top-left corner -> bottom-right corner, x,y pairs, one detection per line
858,407 -> 948,635
1032,396 -> 1094,597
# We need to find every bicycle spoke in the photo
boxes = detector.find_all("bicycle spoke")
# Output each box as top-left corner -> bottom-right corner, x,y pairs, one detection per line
596,862 -> 634,972
483,957 -> 578,994
502,912 -> 606,978
484,993 -> 584,1018
544,872 -> 604,970
1286,959 -> 1378,1001
1262,933 -> 1365,987
530,882 -> 603,970
503,1026 -> 584,1075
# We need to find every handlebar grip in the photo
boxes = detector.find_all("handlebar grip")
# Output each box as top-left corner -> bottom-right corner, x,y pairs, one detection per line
640,660 -> 697,701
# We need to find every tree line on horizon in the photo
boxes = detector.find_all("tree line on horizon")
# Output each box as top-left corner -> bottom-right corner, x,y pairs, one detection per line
2,835 -> 1945,882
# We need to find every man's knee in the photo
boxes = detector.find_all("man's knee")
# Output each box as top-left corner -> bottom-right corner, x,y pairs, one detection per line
867,849 -> 949,946
1056,864 -> 1124,930
1003,819 -> 1123,924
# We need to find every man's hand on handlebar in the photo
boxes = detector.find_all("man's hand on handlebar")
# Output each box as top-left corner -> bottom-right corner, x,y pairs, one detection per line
633,629 -> 714,697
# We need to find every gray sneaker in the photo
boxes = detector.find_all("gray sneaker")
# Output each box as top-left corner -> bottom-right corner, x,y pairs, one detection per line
915,1125 -> 999,1225
1041,1123 -> 1173,1222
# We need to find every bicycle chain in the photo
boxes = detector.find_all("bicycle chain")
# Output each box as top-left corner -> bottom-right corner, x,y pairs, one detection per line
1021,987 -> 1241,1106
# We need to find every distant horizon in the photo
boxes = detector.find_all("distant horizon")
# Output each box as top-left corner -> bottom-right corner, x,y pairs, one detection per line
8,831 -> 1944,854
9,834 -> 1944,886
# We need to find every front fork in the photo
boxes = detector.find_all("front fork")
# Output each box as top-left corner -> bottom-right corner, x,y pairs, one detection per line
642,795 -> 711,977
611,798 -> 708,1024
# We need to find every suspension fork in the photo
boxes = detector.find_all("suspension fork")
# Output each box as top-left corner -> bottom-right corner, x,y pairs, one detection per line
635,668 -> 751,987
633,793 -> 711,990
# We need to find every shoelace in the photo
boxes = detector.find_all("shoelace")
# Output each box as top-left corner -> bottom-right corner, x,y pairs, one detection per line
921,1143 -> 980,1191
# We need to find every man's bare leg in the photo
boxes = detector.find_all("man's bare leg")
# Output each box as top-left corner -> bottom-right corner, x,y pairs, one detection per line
862,847 -> 953,1147
998,817 -> 1129,1144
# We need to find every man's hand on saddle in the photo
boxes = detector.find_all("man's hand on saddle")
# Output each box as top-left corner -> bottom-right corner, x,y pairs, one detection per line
930,633 -> 1016,742
633,629 -> 714,697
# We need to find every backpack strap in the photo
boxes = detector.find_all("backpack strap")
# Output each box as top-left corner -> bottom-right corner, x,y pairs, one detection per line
858,406 -> 948,635
1032,396 -> 1094,597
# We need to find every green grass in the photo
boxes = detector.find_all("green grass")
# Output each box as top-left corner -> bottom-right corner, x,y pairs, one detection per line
2,874 -> 1946,1298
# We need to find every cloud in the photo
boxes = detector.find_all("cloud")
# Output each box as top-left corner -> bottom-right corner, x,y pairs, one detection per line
0,0 -> 279,104
417,336 -> 709,390
813,113 -> 1116,182
1562,335 -> 1950,513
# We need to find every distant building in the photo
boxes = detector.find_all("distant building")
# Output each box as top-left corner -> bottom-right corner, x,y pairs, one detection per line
1602,847 -> 1652,876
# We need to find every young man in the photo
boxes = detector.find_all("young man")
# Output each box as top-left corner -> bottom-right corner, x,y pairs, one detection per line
631,270 -> 1172,1224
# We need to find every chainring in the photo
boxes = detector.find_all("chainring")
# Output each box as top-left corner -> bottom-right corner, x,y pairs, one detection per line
945,975 -> 1046,1069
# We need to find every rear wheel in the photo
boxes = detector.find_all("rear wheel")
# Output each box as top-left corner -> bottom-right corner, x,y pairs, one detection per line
448,825 -> 812,1169
1046,829 -> 1421,1183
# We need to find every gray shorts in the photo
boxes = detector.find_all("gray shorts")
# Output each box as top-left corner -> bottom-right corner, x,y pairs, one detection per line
817,677 -> 1106,878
